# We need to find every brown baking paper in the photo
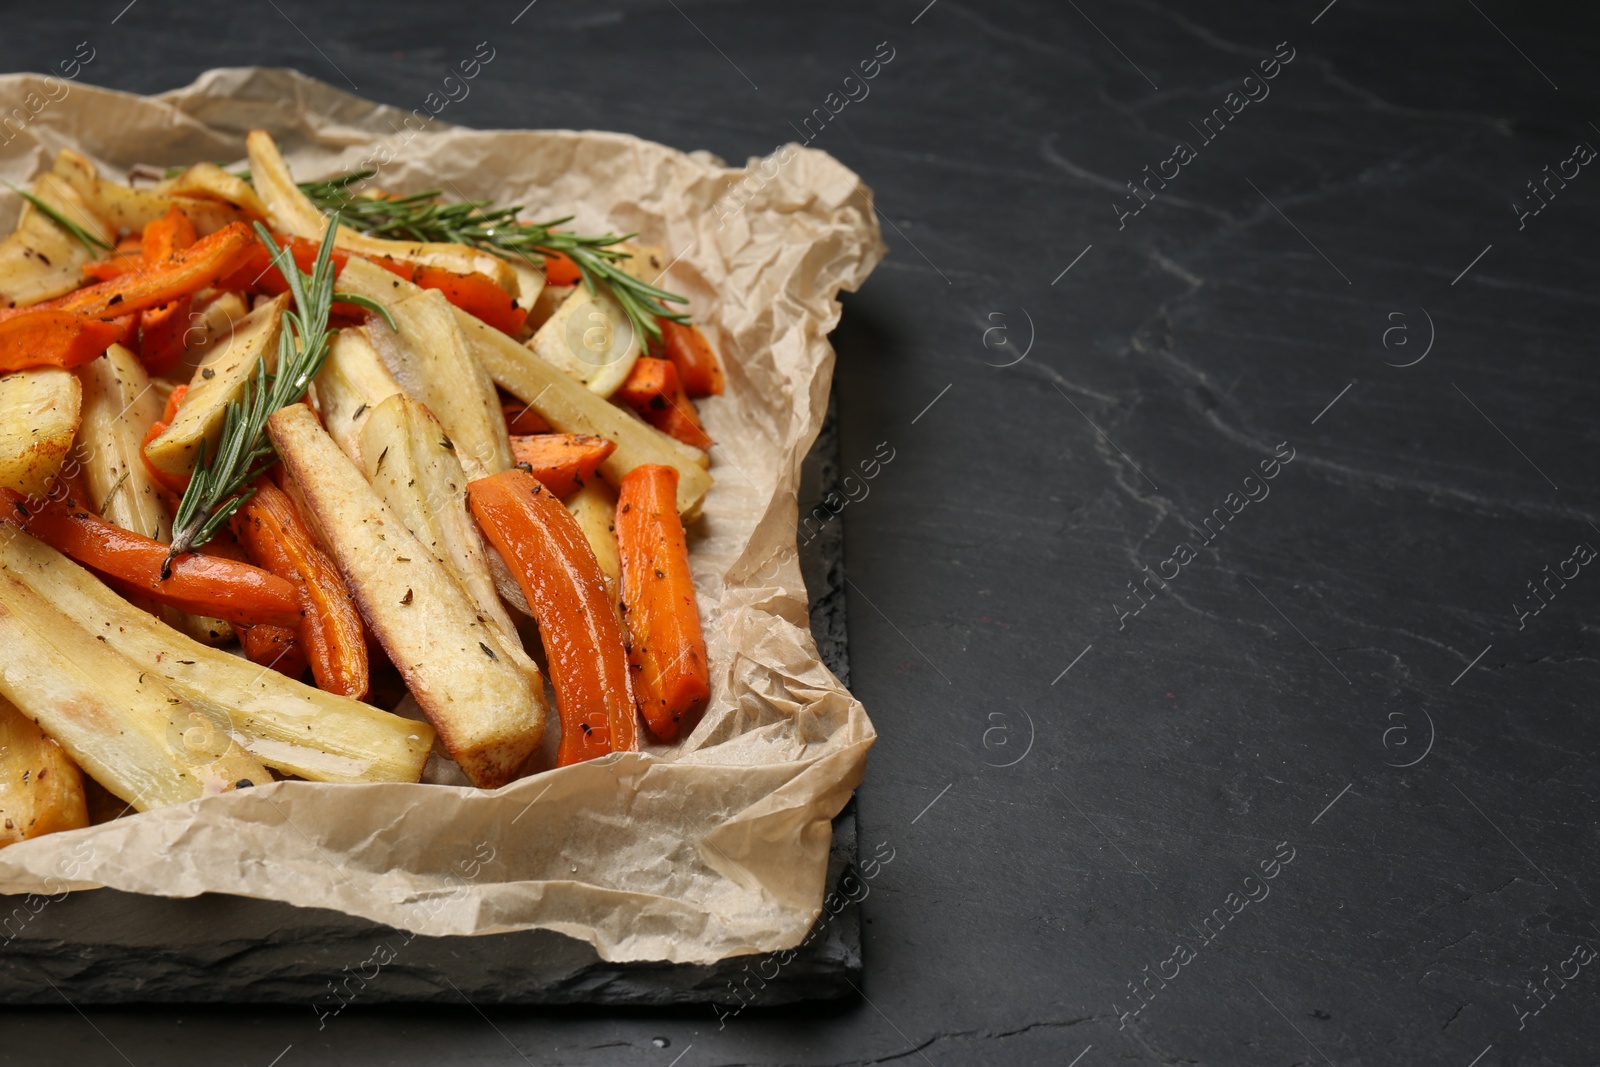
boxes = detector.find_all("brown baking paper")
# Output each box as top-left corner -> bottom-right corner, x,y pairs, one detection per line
0,68 -> 882,964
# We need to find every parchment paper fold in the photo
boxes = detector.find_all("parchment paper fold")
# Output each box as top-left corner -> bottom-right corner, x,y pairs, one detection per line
0,68 -> 882,964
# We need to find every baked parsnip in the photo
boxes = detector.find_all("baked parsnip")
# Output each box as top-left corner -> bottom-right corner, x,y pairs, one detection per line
0,695 -> 89,847
339,259 -> 512,478
0,530 -> 434,785
310,327 -> 402,469
143,293 -> 287,480
268,403 -> 544,787
0,367 -> 80,498
0,555 -> 268,810
0,173 -> 113,307
359,391 -> 521,642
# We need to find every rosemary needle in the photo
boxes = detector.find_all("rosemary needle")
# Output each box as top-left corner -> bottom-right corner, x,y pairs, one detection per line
298,170 -> 689,345
164,220 -> 392,572
6,182 -> 112,252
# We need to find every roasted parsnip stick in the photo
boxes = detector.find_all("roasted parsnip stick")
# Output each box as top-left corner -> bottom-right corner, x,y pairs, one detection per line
268,403 -> 544,787
0,556 -> 268,810
0,695 -> 89,847
0,531 -> 434,784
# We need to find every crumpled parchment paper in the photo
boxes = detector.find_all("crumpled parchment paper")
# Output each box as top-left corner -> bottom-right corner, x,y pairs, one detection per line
0,67 -> 883,964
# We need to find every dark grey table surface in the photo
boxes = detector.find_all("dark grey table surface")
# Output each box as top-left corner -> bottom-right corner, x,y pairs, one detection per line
6,1 -> 1600,1064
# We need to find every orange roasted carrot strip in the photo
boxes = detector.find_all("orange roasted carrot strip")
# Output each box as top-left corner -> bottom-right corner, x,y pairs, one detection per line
13,222 -> 241,371
0,487 -> 302,629
657,319 -> 724,397
508,433 -> 616,499
142,206 -> 197,262
0,311 -> 126,372
137,424 -> 165,470
502,398 -> 551,435
232,477 -> 368,698
159,383 -> 187,424
467,469 -> 638,764
43,221 -> 257,320
138,300 -> 189,375
650,386 -> 711,452
615,357 -> 676,413
413,264 -> 527,335
140,384 -> 191,495
136,207 -> 200,375
81,252 -> 146,282
543,251 -> 581,286
83,235 -> 148,280
648,398 -> 712,453
217,236 -> 353,296
615,465 -> 709,742
238,623 -> 308,680
219,239 -> 377,321
235,262 -> 287,295
615,357 -> 712,451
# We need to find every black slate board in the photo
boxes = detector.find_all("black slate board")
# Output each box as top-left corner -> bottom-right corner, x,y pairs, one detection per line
0,406 -> 859,1007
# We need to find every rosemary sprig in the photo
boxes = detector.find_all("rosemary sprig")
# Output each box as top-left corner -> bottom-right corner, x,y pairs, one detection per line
7,182 -> 112,252
298,170 -> 689,345
164,220 -> 392,573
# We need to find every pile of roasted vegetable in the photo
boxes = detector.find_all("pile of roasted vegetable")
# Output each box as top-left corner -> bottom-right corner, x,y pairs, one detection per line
0,130 -> 725,846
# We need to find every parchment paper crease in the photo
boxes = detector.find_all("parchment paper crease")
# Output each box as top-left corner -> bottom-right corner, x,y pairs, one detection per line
0,68 -> 883,964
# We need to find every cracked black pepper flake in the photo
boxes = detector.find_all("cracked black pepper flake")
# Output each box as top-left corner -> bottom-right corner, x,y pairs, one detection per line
400,588 -> 414,604
201,367 -> 215,379
480,642 -> 497,659
353,403 -> 367,419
